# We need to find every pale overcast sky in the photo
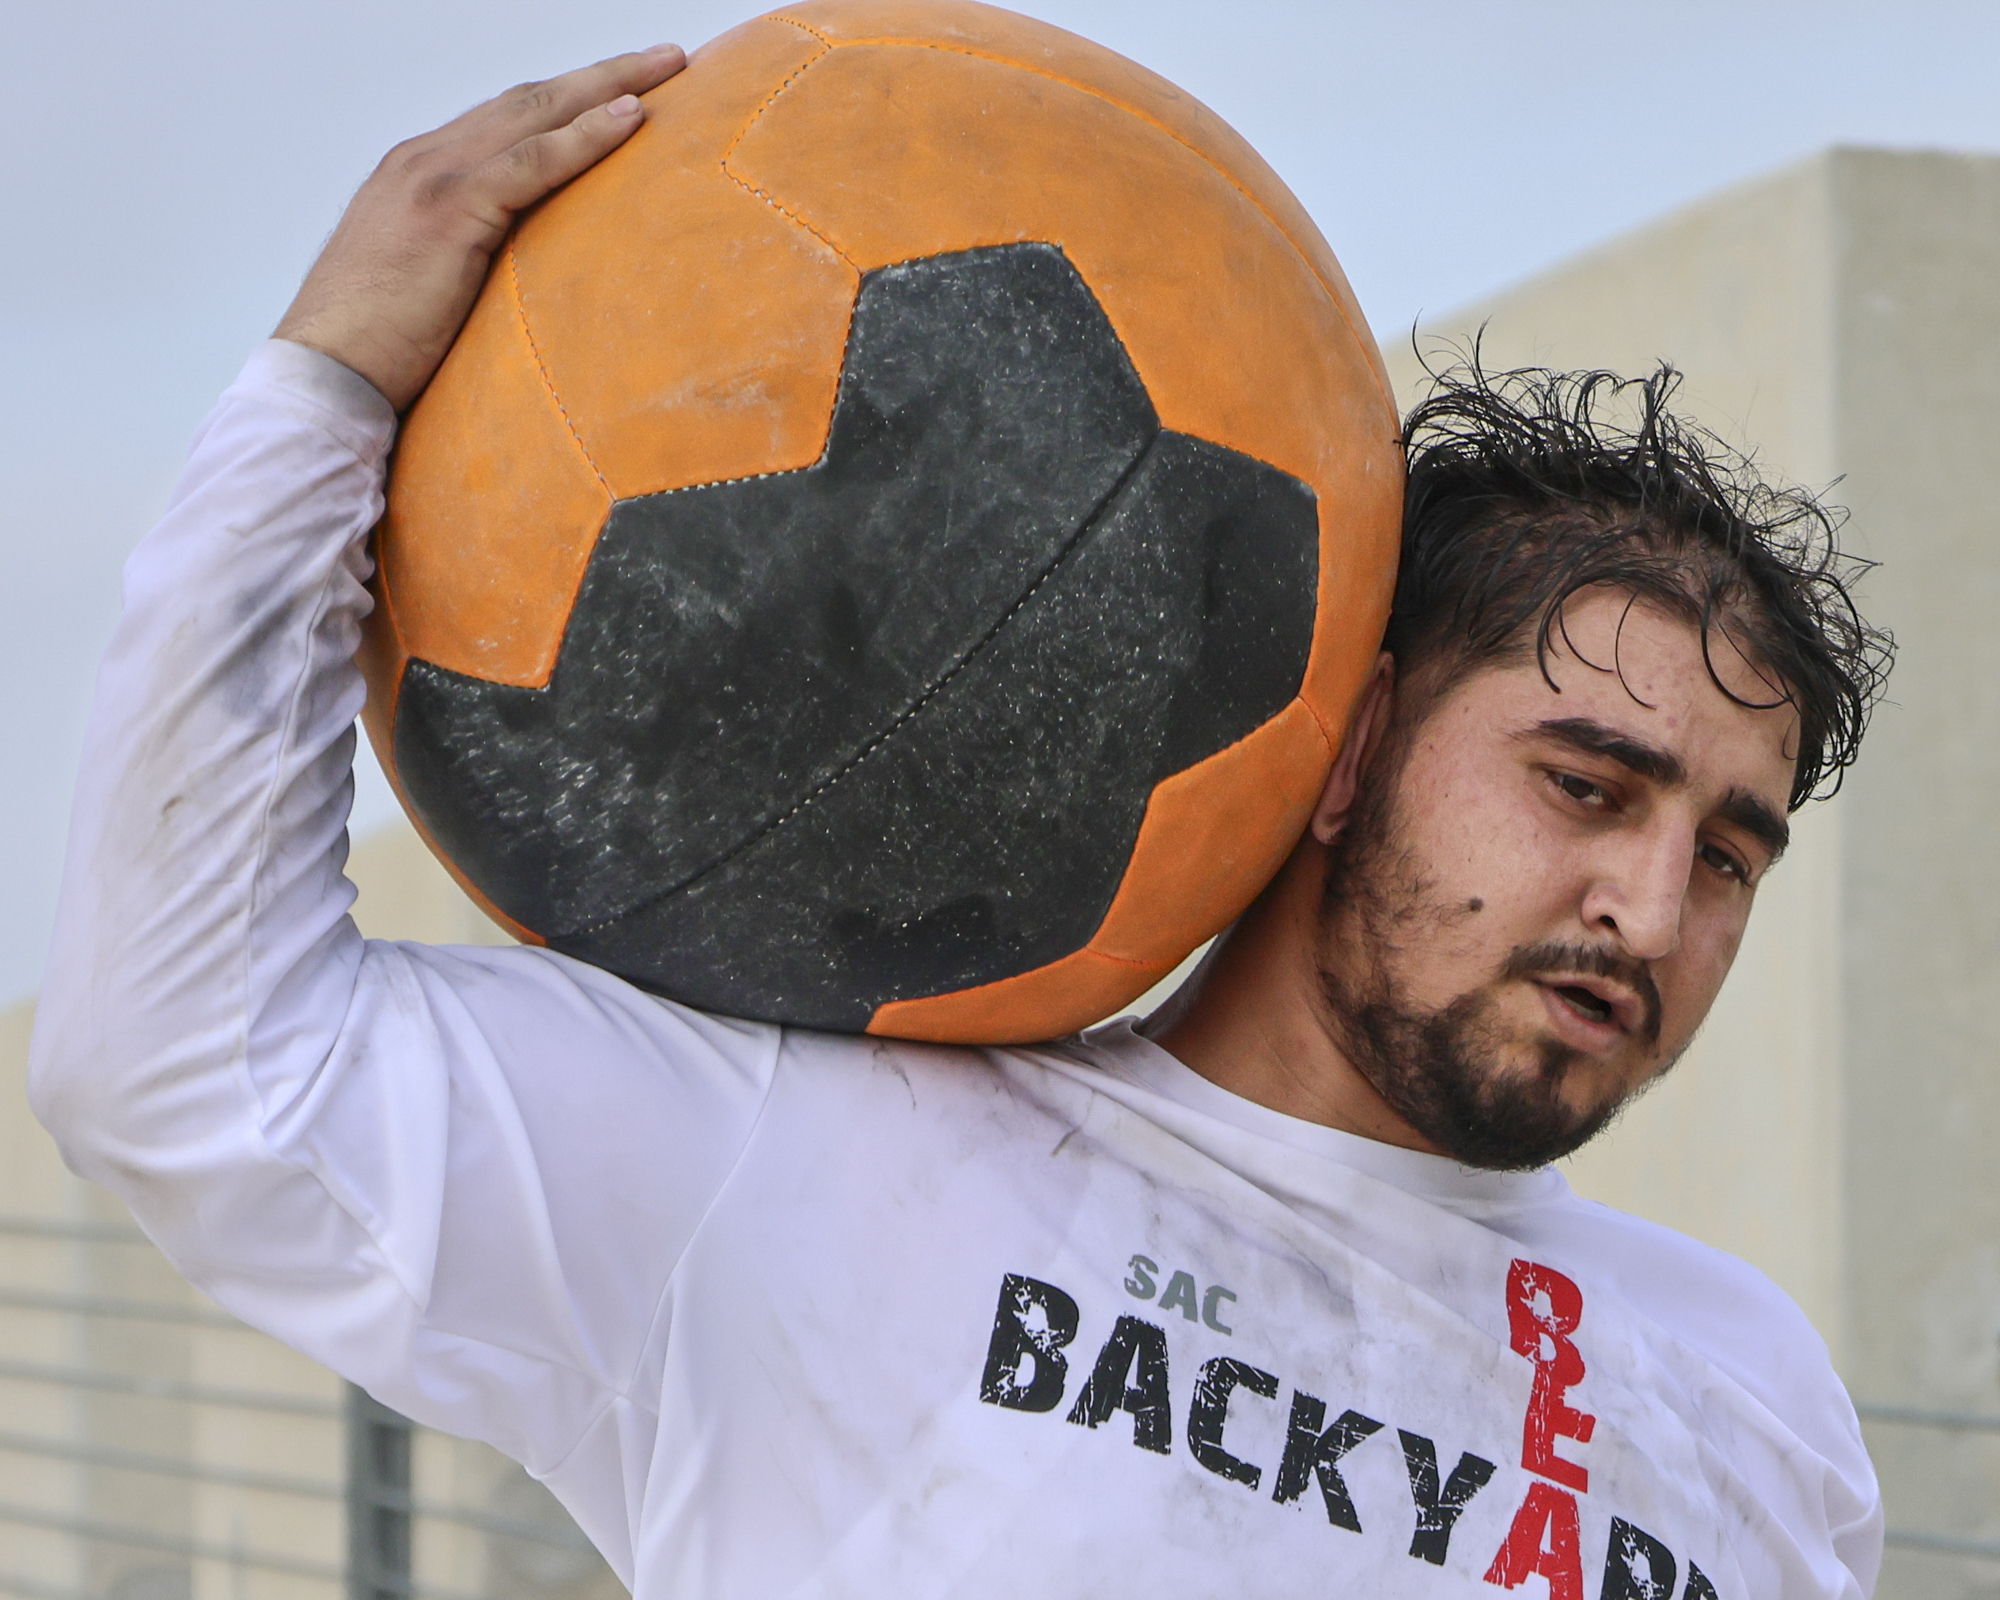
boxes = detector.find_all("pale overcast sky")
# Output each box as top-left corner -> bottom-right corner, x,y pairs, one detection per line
5,0 -> 1999,1005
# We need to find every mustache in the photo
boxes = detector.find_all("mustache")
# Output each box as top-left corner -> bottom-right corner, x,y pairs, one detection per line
1499,940 -> 1663,1045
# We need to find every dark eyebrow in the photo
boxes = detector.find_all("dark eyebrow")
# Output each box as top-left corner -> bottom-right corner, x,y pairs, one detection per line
1526,717 -> 1686,787
1716,787 -> 1791,865
1525,716 -> 1791,864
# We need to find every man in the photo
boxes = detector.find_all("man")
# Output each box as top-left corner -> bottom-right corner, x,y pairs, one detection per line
30,47 -> 1891,1600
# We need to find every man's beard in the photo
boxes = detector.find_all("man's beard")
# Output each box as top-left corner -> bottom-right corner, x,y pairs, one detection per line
1317,757 -> 1669,1172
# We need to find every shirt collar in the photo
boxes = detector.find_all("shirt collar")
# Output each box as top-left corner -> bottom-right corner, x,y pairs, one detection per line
1081,1018 -> 1571,1213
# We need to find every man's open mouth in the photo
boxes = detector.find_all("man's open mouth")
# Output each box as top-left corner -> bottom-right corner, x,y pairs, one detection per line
1551,983 -> 1616,1026
1505,944 -> 1661,1044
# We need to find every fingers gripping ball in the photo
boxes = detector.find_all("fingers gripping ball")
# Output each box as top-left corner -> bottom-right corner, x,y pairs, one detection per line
359,0 -> 1403,1043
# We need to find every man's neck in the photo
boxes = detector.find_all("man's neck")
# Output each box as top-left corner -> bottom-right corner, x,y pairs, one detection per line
1142,837 -> 1448,1157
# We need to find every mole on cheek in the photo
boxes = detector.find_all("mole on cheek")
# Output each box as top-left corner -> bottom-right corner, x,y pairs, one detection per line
1466,897 -> 1485,914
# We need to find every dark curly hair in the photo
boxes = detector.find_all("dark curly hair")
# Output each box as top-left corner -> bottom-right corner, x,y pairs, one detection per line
1390,353 -> 1893,810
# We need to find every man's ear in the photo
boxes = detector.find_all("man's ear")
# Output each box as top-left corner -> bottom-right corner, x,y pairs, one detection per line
1311,652 -> 1396,845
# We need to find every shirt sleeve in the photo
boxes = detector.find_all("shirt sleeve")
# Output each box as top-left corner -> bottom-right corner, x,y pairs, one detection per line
25,342 -> 777,1574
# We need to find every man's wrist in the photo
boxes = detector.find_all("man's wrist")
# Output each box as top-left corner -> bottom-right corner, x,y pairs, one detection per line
242,340 -> 401,464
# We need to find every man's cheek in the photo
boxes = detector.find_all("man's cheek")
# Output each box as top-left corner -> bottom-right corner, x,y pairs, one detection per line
1653,963 -> 1725,1064
1675,913 -> 1750,1017
1397,915 -> 1514,1015
1429,783 -> 1552,886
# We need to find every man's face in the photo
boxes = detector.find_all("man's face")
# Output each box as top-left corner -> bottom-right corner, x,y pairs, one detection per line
1317,586 -> 1799,1169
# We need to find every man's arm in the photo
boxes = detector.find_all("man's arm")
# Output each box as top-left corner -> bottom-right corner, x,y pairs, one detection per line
25,52 -> 775,1579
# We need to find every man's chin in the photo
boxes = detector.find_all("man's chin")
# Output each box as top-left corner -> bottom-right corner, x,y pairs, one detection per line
1417,1093 -> 1619,1171
1327,971 -> 1653,1170
1379,1035 -> 1631,1172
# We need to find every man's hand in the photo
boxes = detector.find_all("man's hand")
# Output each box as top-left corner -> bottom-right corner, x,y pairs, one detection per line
275,45 -> 688,411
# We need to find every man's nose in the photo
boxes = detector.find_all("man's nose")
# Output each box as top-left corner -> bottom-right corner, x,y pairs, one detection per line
1579,831 -> 1690,961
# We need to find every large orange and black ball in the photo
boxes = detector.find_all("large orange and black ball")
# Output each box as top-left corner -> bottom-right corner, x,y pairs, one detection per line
359,0 -> 1403,1043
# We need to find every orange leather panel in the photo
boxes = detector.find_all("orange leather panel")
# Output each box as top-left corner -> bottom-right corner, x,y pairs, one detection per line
1090,699 -> 1331,966
511,19 -> 859,501
357,539 -> 407,760
1296,515 -> 1399,752
378,265 -> 614,688
769,0 -> 1394,407
868,945 -> 1179,1045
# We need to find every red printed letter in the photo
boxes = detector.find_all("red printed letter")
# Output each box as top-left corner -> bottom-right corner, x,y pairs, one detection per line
1484,1480 -> 1584,1600
1505,1260 -> 1595,1492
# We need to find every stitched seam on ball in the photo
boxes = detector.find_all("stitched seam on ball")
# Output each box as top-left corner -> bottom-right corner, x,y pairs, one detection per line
565,431 -> 1164,937
766,13 -> 832,44
758,29 -> 1396,422
719,26 -> 861,271
508,244 -> 612,493
1078,947 -> 1163,969
1296,691 -> 1338,758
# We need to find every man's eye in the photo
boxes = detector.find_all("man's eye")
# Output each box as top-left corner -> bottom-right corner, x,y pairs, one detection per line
1698,842 -> 1750,884
1552,772 -> 1608,806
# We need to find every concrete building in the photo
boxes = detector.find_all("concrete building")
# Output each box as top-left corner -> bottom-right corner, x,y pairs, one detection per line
5,143 -> 1998,1598
1386,146 -> 2000,1600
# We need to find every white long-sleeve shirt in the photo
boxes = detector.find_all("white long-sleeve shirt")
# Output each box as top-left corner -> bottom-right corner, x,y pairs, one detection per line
29,342 -> 1881,1599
